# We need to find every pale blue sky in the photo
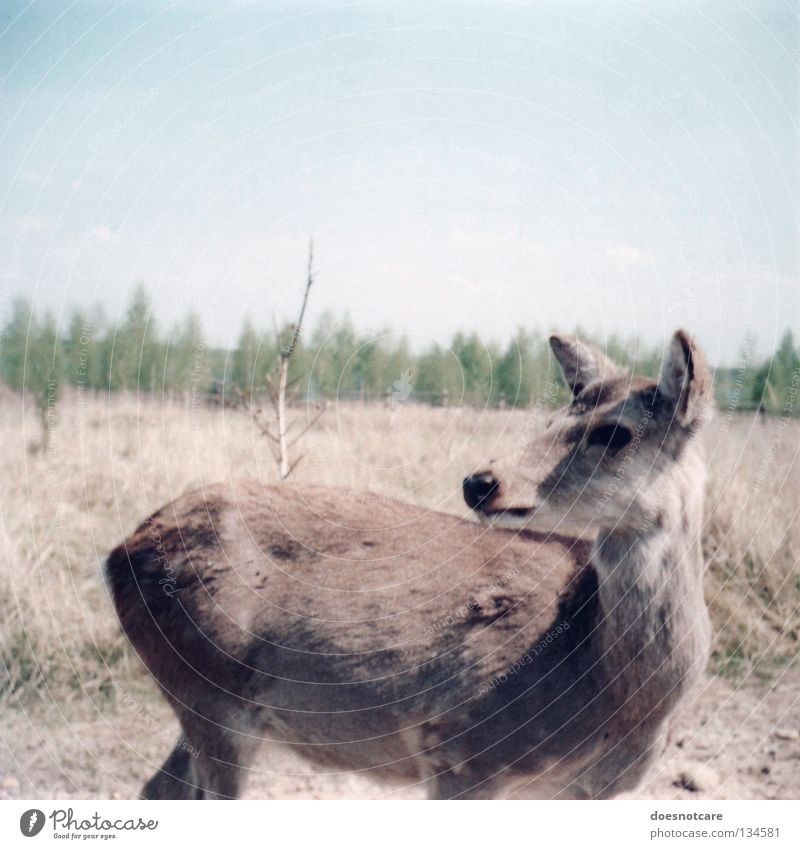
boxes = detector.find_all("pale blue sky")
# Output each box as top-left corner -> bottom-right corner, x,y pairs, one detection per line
1,0 -> 797,364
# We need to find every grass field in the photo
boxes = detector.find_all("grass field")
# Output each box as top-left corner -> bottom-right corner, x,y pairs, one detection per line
0,391 -> 798,798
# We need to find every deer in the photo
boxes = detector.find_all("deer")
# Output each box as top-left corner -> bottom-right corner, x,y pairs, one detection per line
106,329 -> 712,799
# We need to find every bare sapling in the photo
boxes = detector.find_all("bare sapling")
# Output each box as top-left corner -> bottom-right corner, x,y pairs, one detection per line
239,240 -> 325,479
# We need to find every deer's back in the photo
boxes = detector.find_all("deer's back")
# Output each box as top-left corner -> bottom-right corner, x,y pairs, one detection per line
107,481 -> 598,772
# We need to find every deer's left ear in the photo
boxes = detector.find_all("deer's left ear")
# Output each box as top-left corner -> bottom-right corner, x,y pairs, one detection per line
549,335 -> 625,397
658,330 -> 712,428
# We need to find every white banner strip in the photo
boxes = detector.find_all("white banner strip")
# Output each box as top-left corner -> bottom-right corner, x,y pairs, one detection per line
1,800 -> 797,848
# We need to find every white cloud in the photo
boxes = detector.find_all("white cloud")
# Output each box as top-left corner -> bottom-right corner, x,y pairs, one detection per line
603,244 -> 653,266
21,171 -> 47,188
19,215 -> 48,233
88,224 -> 118,243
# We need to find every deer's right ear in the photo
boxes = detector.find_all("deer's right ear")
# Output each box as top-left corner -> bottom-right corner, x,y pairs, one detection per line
549,335 -> 624,397
658,330 -> 712,429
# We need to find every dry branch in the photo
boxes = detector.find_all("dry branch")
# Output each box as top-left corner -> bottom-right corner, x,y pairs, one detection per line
241,239 -> 325,478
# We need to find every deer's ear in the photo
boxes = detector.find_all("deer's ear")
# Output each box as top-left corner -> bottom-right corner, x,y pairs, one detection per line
549,335 -> 624,397
658,330 -> 712,428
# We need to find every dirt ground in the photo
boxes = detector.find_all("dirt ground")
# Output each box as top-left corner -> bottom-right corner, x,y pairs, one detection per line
1,666 -> 798,801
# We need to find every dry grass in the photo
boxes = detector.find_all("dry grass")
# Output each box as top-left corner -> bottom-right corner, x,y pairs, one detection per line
0,392 -> 798,709
703,412 -> 800,674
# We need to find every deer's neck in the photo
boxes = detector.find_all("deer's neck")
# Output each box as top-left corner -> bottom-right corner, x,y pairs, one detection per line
592,456 -> 710,715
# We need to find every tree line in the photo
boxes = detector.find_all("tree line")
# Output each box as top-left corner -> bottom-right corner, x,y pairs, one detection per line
2,284 -> 799,432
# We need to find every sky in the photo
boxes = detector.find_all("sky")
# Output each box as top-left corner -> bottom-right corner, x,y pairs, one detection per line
0,0 -> 797,365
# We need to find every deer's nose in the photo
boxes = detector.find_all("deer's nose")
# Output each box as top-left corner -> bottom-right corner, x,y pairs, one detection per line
463,474 -> 499,511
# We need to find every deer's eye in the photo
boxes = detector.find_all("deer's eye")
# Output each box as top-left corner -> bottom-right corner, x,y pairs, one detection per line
587,424 -> 632,453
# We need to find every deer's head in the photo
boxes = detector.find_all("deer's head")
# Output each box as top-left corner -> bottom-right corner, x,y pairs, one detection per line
463,330 -> 712,537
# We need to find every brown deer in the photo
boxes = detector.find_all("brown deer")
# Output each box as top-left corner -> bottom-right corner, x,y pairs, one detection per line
106,330 -> 712,799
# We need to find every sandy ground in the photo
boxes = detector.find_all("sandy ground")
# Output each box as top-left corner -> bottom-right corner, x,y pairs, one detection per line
1,666 -> 798,801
